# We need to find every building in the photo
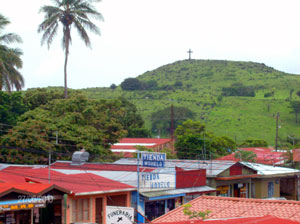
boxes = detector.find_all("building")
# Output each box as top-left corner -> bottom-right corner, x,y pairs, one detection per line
0,165 -> 135,224
216,147 -> 287,165
152,195 -> 300,223
0,182 -> 69,224
110,138 -> 172,157
115,158 -> 300,200
50,160 -> 215,223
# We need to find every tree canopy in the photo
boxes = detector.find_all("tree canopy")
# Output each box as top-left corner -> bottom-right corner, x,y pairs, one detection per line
0,95 -> 145,164
120,78 -> 144,91
174,120 -> 236,159
0,91 -> 27,134
239,139 -> 268,147
151,106 -> 195,137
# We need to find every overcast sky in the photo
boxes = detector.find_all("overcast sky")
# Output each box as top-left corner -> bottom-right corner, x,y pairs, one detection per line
3,0 -> 300,89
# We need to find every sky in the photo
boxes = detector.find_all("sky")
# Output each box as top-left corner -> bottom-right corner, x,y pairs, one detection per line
3,0 -> 300,90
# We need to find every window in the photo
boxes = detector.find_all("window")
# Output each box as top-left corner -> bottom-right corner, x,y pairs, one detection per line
268,182 -> 274,198
72,198 -> 90,222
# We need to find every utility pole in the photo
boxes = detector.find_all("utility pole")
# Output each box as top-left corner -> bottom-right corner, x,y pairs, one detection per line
275,112 -> 280,151
170,104 -> 174,140
170,104 -> 175,153
48,131 -> 58,183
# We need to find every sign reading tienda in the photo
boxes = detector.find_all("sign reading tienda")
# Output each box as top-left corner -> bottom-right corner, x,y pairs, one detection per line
141,152 -> 166,168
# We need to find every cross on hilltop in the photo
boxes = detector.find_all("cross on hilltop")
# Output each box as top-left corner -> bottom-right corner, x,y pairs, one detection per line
187,49 -> 193,60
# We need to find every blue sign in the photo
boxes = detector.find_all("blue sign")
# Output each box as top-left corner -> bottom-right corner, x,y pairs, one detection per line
141,152 -> 166,168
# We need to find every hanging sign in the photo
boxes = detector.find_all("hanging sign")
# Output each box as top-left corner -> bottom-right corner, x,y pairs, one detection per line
141,152 -> 166,168
106,206 -> 134,224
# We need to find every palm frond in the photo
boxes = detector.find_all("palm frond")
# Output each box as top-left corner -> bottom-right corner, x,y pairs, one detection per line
0,33 -> 22,44
72,1 -> 103,20
40,21 -> 59,49
0,14 -> 10,31
75,17 -> 100,35
39,5 -> 63,16
73,20 -> 91,47
0,14 -> 24,92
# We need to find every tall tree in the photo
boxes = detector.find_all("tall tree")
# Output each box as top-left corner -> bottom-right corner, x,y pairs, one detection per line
38,0 -> 103,98
0,14 -> 24,92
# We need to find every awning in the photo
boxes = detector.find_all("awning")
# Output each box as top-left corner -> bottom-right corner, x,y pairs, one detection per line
140,186 -> 216,201
0,198 -> 49,211
215,174 -> 260,180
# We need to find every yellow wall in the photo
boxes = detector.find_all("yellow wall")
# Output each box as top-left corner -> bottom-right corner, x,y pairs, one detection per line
253,178 -> 279,198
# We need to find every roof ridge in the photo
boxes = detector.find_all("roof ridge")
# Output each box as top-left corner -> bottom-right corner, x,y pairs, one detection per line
200,195 -> 300,204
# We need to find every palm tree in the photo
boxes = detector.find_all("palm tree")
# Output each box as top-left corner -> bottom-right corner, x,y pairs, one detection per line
0,14 -> 24,92
38,0 -> 103,98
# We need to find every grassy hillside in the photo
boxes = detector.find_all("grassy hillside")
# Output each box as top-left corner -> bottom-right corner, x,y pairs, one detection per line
83,59 -> 300,147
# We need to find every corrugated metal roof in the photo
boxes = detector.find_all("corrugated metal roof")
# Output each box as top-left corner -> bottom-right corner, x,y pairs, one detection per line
140,186 -> 216,198
115,159 -> 300,177
240,162 -> 300,176
114,159 -> 236,177
0,166 -> 135,195
54,169 -> 138,187
217,148 -> 287,165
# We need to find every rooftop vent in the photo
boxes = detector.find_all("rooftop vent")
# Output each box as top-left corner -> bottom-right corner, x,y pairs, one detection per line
71,149 -> 89,165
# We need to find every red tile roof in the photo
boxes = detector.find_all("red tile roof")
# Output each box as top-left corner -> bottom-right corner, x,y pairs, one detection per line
152,196 -> 300,223
0,166 -> 135,195
216,148 -> 286,165
153,215 -> 300,224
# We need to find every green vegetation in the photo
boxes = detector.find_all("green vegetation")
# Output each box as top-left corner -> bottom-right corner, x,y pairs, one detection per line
174,120 -> 236,159
0,94 -> 145,164
234,150 -> 257,162
183,203 -> 211,220
38,0 -> 103,98
83,59 -> 300,147
239,139 -> 268,147
0,91 -> 27,131
151,106 -> 195,137
2,59 -> 300,162
0,14 -> 24,91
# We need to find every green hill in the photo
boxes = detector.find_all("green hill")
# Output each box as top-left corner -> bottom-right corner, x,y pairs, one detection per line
83,59 -> 300,147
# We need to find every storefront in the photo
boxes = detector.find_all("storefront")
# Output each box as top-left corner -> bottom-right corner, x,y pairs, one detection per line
0,183 -> 69,224
137,186 -> 215,222
216,185 -> 230,197
0,198 -> 46,224
142,194 -> 184,221
233,183 -> 248,198
215,183 -> 248,198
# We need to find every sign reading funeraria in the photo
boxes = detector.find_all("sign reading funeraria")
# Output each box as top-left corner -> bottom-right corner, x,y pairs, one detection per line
141,152 -> 166,168
106,206 -> 134,224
